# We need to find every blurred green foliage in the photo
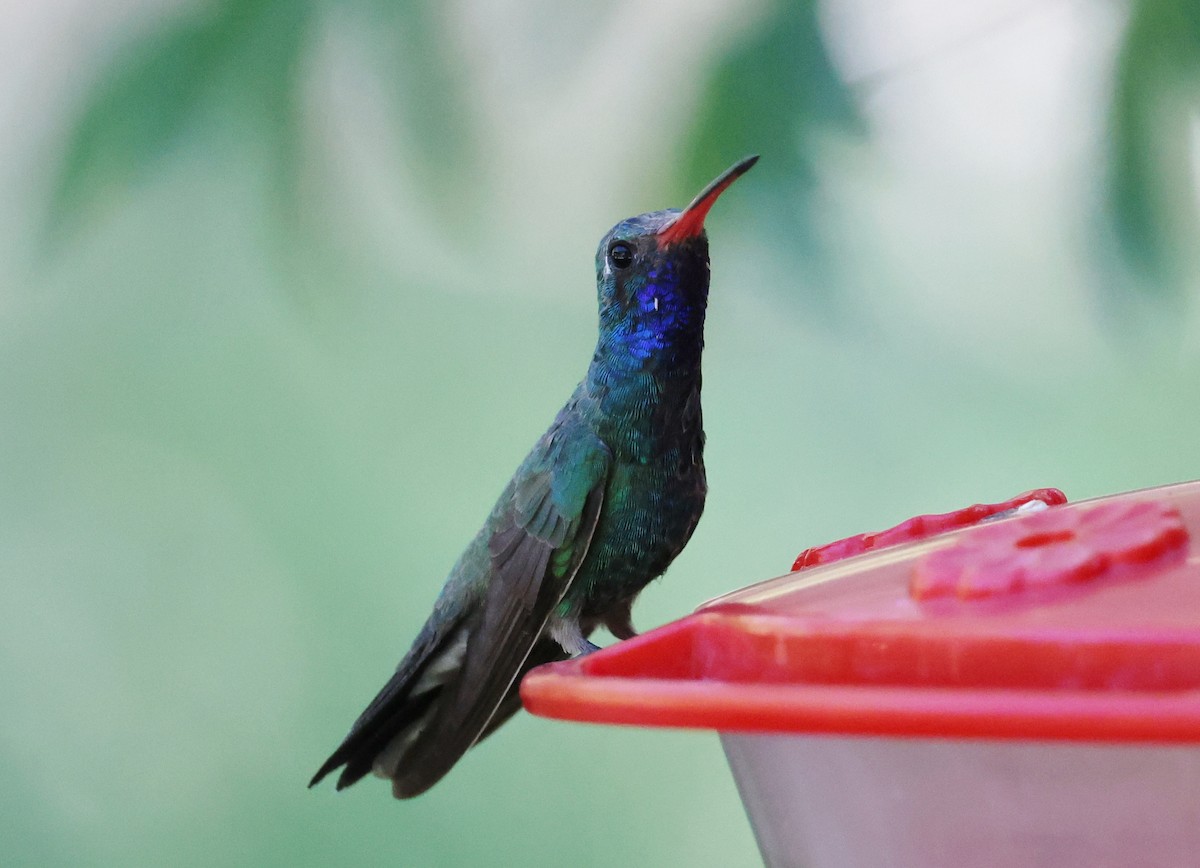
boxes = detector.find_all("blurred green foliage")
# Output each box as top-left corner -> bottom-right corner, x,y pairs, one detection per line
1108,0 -> 1200,297
51,0 -> 311,238
680,0 -> 859,310
5,0 -> 1200,865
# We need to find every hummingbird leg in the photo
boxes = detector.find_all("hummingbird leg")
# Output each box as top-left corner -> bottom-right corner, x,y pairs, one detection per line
547,614 -> 601,657
602,599 -> 638,641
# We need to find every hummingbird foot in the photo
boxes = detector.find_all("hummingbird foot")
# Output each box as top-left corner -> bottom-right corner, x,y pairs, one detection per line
547,615 -> 601,657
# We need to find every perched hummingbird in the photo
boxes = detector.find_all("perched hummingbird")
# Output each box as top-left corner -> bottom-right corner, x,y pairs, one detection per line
310,155 -> 758,799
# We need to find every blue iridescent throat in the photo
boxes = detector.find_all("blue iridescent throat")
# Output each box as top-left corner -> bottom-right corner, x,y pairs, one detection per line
593,211 -> 709,372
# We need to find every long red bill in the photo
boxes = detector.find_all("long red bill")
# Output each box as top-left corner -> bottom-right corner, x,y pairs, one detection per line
657,155 -> 758,248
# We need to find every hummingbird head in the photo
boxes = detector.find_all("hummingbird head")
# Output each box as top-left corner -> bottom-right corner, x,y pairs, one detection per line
592,156 -> 757,370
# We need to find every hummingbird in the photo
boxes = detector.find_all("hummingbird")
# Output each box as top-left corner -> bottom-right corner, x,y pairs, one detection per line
310,155 -> 758,799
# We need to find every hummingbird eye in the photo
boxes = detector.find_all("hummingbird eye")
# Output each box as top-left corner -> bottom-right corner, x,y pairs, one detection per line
608,242 -> 633,269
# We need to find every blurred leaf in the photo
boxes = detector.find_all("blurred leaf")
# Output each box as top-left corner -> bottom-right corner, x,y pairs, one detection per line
48,0 -> 314,241
49,0 -> 487,264
331,0 -> 484,235
1107,0 -> 1200,295
680,0 -> 860,304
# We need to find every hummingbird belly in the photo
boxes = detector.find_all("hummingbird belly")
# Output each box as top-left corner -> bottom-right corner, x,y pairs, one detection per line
567,447 -> 706,619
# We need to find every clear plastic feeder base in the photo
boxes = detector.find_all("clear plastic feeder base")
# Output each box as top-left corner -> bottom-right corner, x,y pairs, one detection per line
723,733 -> 1200,868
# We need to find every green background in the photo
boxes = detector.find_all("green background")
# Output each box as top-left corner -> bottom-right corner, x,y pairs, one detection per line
4,0 -> 1200,865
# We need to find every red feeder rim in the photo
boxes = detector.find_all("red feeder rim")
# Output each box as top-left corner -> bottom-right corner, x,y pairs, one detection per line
522,482 -> 1200,743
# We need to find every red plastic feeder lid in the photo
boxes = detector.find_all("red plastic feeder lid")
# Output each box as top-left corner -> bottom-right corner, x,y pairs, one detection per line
521,482 -> 1200,742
